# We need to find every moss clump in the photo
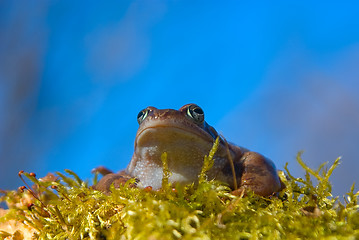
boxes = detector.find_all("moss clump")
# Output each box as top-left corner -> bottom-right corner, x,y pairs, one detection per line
1,151 -> 358,239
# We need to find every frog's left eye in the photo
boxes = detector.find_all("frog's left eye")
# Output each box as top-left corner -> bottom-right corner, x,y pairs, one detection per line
137,109 -> 149,124
187,105 -> 204,124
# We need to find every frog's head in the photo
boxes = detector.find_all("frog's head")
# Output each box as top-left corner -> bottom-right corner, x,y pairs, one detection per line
135,103 -> 220,150
126,104 -> 237,189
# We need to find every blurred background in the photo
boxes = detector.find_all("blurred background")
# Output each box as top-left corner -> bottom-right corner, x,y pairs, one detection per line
1,1 -> 358,197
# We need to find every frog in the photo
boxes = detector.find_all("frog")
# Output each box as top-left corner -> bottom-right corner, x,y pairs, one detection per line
93,104 -> 284,196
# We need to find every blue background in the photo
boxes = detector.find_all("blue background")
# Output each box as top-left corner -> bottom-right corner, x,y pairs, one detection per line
1,1 -> 358,197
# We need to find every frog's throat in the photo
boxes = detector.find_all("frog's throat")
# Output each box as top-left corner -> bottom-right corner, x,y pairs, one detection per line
136,123 -> 215,145
126,125 -> 235,189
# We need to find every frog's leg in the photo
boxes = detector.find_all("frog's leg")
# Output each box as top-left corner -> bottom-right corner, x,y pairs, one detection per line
233,152 -> 284,196
92,170 -> 136,193
91,166 -> 114,176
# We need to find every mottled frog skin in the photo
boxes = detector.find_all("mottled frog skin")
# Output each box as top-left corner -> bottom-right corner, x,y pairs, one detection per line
94,104 -> 283,196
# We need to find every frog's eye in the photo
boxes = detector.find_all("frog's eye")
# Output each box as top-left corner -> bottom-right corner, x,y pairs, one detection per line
187,105 -> 204,124
137,109 -> 149,124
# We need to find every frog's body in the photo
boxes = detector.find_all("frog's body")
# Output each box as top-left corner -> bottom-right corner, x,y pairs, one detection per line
94,104 -> 283,196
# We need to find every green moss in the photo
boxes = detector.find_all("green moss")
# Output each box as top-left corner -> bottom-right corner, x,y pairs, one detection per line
1,149 -> 358,239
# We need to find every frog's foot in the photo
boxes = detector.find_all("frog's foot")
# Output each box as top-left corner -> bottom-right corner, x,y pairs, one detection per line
92,170 -> 138,193
234,152 -> 284,196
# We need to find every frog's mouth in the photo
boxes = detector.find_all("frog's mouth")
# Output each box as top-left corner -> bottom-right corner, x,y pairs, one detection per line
136,122 -> 215,143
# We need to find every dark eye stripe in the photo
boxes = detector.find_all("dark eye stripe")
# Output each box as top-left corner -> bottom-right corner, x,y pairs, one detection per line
207,125 -> 218,139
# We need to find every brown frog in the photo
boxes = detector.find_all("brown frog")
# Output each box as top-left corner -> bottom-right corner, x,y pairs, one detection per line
94,104 -> 284,196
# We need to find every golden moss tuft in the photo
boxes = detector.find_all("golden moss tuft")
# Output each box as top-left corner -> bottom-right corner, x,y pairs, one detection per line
0,152 -> 358,239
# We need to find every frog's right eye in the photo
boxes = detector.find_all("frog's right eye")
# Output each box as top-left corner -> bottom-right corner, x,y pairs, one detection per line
137,109 -> 149,124
186,104 -> 204,124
